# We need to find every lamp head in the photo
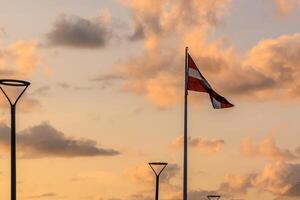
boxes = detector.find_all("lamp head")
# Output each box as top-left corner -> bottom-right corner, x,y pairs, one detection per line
207,195 -> 221,200
148,162 -> 168,176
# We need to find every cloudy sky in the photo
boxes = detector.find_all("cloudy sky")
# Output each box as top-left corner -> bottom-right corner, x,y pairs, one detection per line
0,0 -> 300,200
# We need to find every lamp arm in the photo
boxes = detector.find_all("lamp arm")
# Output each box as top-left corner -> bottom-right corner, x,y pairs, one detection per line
0,86 -> 13,106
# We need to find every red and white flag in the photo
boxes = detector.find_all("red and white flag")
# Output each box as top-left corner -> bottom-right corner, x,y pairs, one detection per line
187,54 -> 234,109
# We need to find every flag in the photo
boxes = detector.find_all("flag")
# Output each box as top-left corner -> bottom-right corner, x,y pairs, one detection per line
187,53 -> 234,109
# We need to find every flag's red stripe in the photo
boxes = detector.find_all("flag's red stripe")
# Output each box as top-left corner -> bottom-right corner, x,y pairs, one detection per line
188,77 -> 207,92
188,54 -> 198,70
221,103 -> 234,108
187,52 -> 234,109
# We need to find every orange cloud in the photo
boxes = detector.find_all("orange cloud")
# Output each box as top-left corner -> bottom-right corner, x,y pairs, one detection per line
0,40 -> 39,77
220,162 -> 300,196
124,163 -> 180,193
0,40 -> 41,112
240,137 -> 298,161
171,136 -> 225,154
275,0 -> 300,16
94,1 -> 300,108
102,0 -> 233,108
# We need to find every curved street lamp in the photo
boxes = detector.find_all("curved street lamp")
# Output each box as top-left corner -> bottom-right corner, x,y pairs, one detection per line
149,162 -> 168,200
0,79 -> 30,200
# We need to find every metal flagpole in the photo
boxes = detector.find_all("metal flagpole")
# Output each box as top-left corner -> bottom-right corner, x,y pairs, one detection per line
183,47 -> 188,200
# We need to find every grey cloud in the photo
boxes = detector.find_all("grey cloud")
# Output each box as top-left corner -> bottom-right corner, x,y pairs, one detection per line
129,23 -> 145,41
57,82 -> 92,90
91,74 -> 125,88
91,74 -> 125,82
31,86 -> 51,97
57,82 -> 71,89
285,182 -> 300,197
0,123 -> 120,158
46,14 -> 111,49
160,163 -> 180,183
224,70 -> 276,95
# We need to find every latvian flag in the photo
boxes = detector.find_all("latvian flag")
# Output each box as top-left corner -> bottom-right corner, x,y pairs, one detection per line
187,54 -> 234,109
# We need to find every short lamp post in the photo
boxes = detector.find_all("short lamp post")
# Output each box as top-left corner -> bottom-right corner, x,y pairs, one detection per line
0,79 -> 30,200
207,195 -> 221,200
149,162 -> 168,200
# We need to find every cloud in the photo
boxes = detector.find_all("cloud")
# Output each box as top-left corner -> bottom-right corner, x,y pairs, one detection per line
171,136 -> 225,153
282,182 -> 300,197
46,13 -> 112,49
240,34 -> 300,98
56,82 -> 92,91
97,0 -> 300,108
253,162 -> 300,195
128,22 -> 145,41
0,40 -> 39,77
31,86 -> 51,97
219,162 -> 300,196
95,0 -> 234,108
122,0 -> 230,37
0,40 -> 41,112
124,163 -> 180,192
240,137 -> 298,161
274,0 -> 300,16
0,91 -> 40,113
0,122 -> 120,158
57,82 -> 70,89
219,173 -> 255,194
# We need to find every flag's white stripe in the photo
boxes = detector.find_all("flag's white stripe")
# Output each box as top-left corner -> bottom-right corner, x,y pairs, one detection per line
212,97 -> 221,109
189,68 -> 203,80
188,68 -> 212,89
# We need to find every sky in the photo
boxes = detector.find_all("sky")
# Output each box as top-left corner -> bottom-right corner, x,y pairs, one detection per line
0,0 -> 300,200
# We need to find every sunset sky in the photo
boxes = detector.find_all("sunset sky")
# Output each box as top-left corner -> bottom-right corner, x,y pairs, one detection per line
1,0 -> 300,200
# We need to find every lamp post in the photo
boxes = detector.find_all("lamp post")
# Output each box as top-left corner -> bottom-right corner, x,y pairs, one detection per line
207,195 -> 221,200
0,79 -> 30,200
148,162 -> 168,200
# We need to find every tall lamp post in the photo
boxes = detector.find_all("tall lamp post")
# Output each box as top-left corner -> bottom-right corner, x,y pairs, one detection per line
149,162 -> 168,200
0,79 -> 30,200
207,195 -> 221,200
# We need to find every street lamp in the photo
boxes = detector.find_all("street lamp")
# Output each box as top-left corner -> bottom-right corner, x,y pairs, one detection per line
207,195 -> 221,200
0,79 -> 30,200
149,162 -> 168,200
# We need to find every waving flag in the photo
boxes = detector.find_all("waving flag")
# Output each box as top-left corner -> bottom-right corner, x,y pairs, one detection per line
182,48 -> 234,200
187,53 -> 234,109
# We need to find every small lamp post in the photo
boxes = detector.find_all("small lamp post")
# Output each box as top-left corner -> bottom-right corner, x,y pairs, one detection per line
207,195 -> 221,200
0,79 -> 30,200
149,162 -> 168,200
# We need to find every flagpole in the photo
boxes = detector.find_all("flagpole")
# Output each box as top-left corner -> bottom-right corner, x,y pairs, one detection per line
183,47 -> 188,200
